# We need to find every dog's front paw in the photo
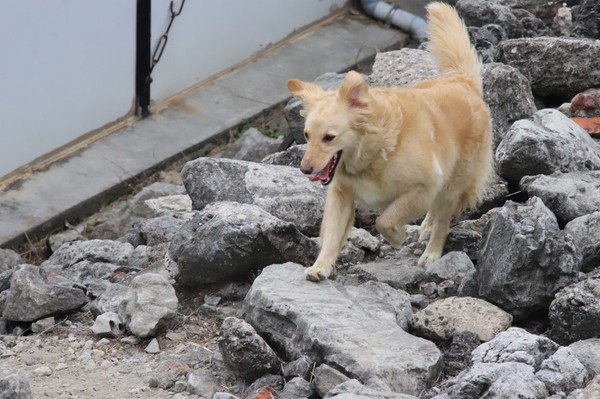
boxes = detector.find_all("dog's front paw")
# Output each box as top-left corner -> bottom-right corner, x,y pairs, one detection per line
305,264 -> 333,282
418,251 -> 441,267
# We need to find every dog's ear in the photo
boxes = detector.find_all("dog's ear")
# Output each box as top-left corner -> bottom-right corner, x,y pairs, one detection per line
339,71 -> 368,108
287,79 -> 322,106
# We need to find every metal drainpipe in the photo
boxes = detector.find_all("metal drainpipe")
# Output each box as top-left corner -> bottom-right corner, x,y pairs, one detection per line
361,0 -> 428,38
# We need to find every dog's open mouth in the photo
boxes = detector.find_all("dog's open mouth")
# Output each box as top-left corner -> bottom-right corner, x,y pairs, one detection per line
308,151 -> 342,185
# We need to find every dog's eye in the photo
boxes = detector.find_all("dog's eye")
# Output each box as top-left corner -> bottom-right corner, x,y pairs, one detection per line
304,132 -> 310,140
323,134 -> 335,143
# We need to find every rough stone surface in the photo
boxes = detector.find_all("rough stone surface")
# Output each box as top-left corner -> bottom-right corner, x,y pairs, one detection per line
0,369 -> 33,399
118,273 -> 178,338
482,63 -> 536,148
2,264 -> 88,322
218,317 -> 281,381
520,171 -> 600,225
186,369 -> 222,398
221,127 -> 282,162
368,49 -> 438,88
262,144 -> 305,168
432,362 -> 549,399
568,339 -> 600,375
343,281 -> 413,331
326,379 -> 418,399
47,229 -> 86,254
476,197 -> 581,319
535,347 -> 589,395
572,0 -> 600,40
424,252 -> 475,285
549,273 -> 600,345
242,263 -> 442,396
496,37 -> 600,99
468,24 -> 508,63
92,311 -> 124,338
0,249 -> 22,274
442,331 -> 482,377
182,157 -> 326,236
495,109 -> 600,184
564,212 -> 600,272
279,377 -> 314,399
571,375 -> 600,399
128,215 -> 188,247
349,259 -> 426,292
413,297 -> 512,342
313,364 -> 351,398
89,282 -> 129,317
169,202 -> 317,288
471,327 -> 559,368
41,239 -> 136,286
456,0 -> 525,38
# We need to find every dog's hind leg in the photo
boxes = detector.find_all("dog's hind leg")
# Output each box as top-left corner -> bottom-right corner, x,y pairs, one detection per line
376,186 -> 434,249
418,191 -> 460,266
419,212 -> 433,242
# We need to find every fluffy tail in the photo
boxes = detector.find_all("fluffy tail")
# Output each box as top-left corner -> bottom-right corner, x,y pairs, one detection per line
426,2 -> 482,92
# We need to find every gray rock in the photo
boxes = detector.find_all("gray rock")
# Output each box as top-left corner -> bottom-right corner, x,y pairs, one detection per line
169,202 -> 317,288
520,171 -> 600,225
212,393 -> 239,399
349,258 -> 426,292
456,0 -> 525,38
434,362 -> 549,399
92,312 -> 124,338
348,228 -> 380,253
262,144 -> 305,169
0,369 -> 33,399
2,264 -> 88,322
89,283 -> 129,317
482,63 -> 536,148
187,369 -> 222,398
41,239 -> 136,286
496,37 -> 600,98
424,252 -> 475,284
368,49 -> 438,88
468,24 -> 508,63
326,379 -> 418,399
549,274 -> 600,345
118,273 -> 178,338
144,338 -> 160,354
279,377 -> 313,399
535,347 -> 590,395
47,228 -> 85,254
241,263 -> 442,396
218,317 -> 281,381
182,157 -> 326,236
0,249 -> 22,274
30,317 -> 55,333
283,356 -> 313,381
222,127 -> 282,162
246,374 -> 285,397
413,296 -> 512,342
570,375 -> 600,399
443,331 -> 481,377
476,197 -> 581,319
343,281 -> 413,331
569,339 -> 600,376
564,212 -> 600,272
127,215 -> 188,247
313,364 -> 351,398
495,109 -> 600,184
143,194 -> 192,216
572,0 -> 600,40
88,182 -> 184,240
471,327 -> 559,368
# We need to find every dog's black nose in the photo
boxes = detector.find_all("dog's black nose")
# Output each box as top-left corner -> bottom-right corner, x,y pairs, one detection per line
300,164 -> 313,175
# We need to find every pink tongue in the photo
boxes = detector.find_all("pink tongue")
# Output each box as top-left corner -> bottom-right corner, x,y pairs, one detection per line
308,158 -> 333,182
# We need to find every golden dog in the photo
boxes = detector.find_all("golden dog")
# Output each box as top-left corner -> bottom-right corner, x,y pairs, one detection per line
288,2 -> 492,281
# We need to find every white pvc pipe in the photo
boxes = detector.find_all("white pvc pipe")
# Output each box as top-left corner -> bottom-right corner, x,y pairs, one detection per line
361,0 -> 428,38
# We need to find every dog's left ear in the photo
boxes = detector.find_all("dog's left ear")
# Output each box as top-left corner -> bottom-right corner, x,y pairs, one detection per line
339,71 -> 368,108
288,79 -> 322,107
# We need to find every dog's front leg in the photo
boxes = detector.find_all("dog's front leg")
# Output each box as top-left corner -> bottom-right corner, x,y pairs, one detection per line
306,185 -> 355,282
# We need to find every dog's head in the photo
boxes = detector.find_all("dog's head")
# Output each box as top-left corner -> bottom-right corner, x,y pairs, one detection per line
287,71 -> 369,185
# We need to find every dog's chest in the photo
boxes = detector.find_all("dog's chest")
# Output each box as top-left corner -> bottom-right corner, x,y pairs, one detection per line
350,178 -> 393,211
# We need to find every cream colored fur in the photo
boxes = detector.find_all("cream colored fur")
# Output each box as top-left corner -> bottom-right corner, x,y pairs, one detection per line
288,2 -> 493,281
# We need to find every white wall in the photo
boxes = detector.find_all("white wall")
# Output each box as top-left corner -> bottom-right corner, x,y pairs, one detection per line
0,1 -> 137,178
0,0 -> 346,179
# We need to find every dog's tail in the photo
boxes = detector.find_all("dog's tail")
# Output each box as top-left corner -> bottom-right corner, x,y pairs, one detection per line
426,2 -> 482,93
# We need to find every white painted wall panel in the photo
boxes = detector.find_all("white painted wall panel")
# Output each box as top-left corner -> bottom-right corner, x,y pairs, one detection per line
0,1 -> 136,178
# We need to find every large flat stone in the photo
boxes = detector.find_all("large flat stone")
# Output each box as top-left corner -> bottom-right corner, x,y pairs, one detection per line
242,263 -> 442,396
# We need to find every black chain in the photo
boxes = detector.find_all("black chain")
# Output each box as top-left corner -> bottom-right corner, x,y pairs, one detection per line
148,0 -> 185,79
